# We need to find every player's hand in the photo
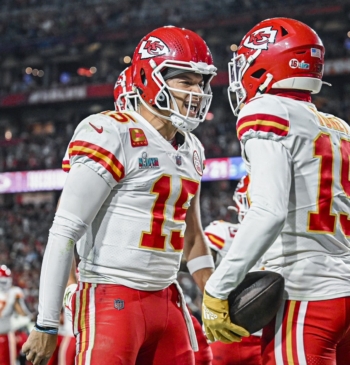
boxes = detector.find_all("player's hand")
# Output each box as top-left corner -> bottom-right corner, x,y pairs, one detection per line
22,330 -> 58,365
202,290 -> 250,343
63,283 -> 77,323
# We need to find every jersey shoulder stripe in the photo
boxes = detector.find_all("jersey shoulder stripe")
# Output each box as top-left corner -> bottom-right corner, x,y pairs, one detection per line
100,110 -> 138,124
68,140 -> 125,182
205,232 -> 225,250
62,159 -> 70,172
237,113 -> 290,141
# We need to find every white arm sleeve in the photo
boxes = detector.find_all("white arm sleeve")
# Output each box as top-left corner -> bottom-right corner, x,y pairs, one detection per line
205,139 -> 292,299
37,163 -> 112,327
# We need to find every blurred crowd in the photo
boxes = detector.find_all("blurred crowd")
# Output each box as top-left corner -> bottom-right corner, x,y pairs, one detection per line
0,202 -> 55,314
1,0 -> 343,48
1,0 -> 350,95
0,123 -> 73,172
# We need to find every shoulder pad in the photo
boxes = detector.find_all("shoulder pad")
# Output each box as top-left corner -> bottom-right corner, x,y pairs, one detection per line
100,110 -> 138,125
63,113 -> 127,185
237,95 -> 290,143
204,221 -> 233,250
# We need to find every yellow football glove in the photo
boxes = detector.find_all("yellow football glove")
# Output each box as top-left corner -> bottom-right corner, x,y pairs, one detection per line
202,290 -> 250,343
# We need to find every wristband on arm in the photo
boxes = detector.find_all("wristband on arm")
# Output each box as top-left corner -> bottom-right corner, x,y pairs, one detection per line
187,255 -> 215,275
34,323 -> 58,335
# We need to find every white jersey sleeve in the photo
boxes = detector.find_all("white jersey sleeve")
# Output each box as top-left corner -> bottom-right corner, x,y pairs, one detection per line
205,139 -> 290,299
206,94 -> 350,301
62,110 -> 130,188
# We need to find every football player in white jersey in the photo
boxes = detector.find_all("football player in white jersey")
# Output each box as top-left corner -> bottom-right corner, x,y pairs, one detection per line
205,176 -> 262,365
0,265 -> 31,365
23,25 -> 217,365
113,65 -> 214,365
202,17 -> 350,365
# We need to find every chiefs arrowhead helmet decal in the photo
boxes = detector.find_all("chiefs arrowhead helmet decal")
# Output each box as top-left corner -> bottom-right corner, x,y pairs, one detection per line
138,36 -> 170,59
243,26 -> 277,50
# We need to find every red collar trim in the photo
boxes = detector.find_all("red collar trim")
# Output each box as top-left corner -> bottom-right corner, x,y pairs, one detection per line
268,89 -> 312,102
170,138 -> 178,150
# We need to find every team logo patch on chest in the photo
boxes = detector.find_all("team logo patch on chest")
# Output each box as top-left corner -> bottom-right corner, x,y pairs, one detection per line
193,150 -> 203,176
129,128 -> 148,147
139,151 -> 160,169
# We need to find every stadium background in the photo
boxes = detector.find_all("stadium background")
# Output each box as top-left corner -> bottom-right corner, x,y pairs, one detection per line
0,0 -> 350,338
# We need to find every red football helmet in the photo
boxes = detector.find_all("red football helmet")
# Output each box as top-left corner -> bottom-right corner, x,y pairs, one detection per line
228,175 -> 250,223
132,25 -> 217,132
0,265 -> 12,291
113,66 -> 138,112
228,17 -> 325,115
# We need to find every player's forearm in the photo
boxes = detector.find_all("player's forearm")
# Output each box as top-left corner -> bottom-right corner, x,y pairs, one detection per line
206,138 -> 292,299
191,267 -> 213,293
37,207 -> 90,328
37,163 -> 112,327
37,229 -> 75,328
184,231 -> 212,261
205,206 -> 285,299
185,235 -> 214,292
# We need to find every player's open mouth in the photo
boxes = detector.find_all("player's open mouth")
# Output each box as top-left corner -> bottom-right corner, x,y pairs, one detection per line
184,101 -> 199,117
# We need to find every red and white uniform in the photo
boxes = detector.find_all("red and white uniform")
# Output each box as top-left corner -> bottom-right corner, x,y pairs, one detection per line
63,110 -> 204,290
51,110 -> 206,364
206,94 -> 350,365
204,220 -> 262,365
0,287 -> 27,365
204,221 -> 240,267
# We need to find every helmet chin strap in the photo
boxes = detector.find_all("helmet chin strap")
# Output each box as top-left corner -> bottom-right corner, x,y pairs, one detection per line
136,88 -> 199,132
167,91 -> 199,132
256,73 -> 274,96
170,114 -> 199,132
137,89 -> 173,121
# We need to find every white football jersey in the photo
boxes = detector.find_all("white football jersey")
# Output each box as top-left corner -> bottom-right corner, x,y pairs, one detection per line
204,220 -> 240,266
63,110 -> 205,291
237,94 -> 350,300
0,287 -> 25,334
204,220 -> 265,269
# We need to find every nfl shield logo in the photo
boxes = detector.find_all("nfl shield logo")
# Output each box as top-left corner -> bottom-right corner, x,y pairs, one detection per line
114,299 -> 124,310
175,155 -> 182,166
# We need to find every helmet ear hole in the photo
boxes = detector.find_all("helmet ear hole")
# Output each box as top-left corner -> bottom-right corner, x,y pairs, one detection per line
140,69 -> 147,86
251,69 -> 266,79
156,90 -> 169,108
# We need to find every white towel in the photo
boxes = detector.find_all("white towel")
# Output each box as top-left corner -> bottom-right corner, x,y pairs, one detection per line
173,281 -> 199,352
